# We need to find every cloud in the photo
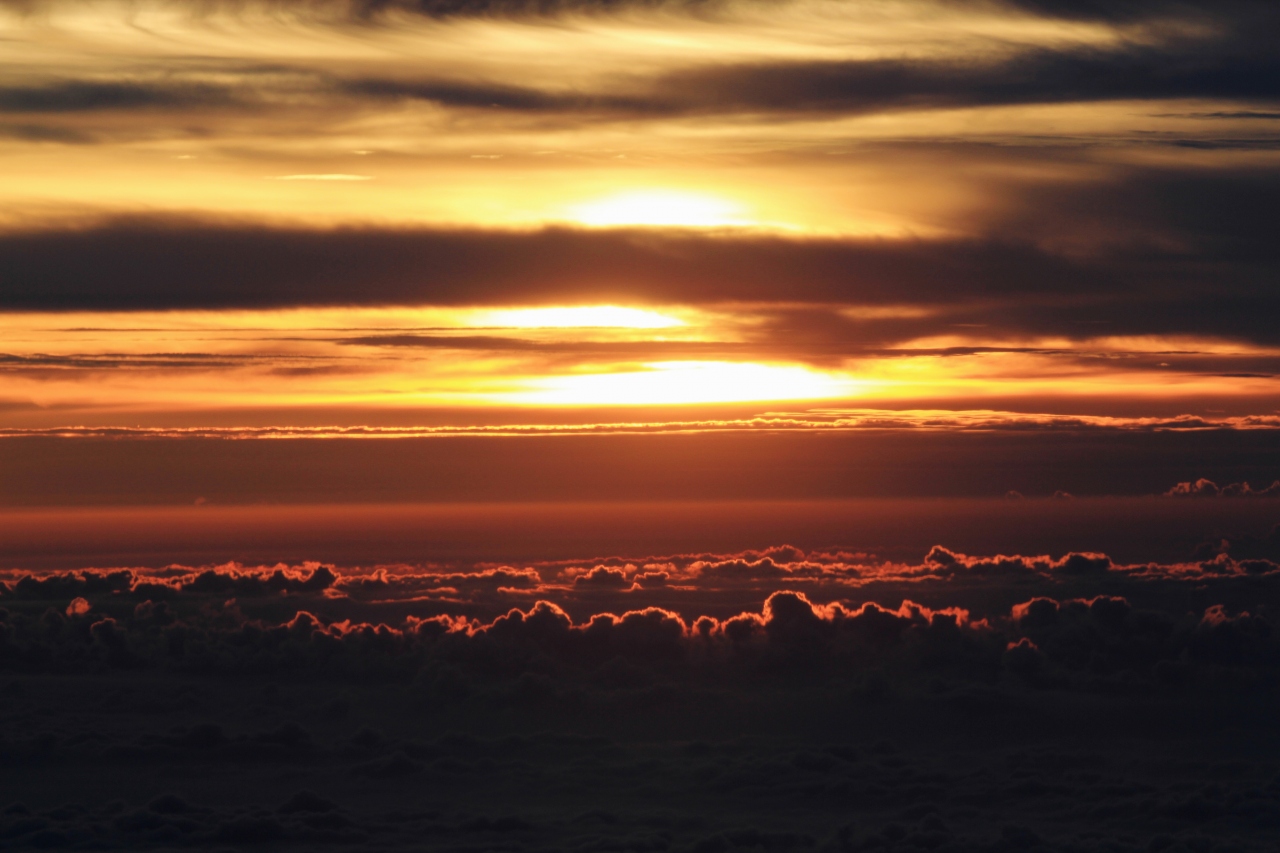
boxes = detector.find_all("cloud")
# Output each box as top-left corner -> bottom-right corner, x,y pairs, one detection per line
1165,478 -> 1280,497
4,540 -> 1276,634
4,218 -> 1088,310
1,0 -> 1266,26
571,566 -> 631,588
107,45 -> 1280,128
5,571 -> 1279,694
0,122 -> 95,143
0,4 -> 1273,156
982,0 -> 1270,22
338,76 -> 649,112
2,181 -> 1278,349
0,81 -> 237,114
4,410 -> 1280,439
3,537 -> 1279,852
3,9 -> 1276,125
639,42 -> 1280,118
0,563 -> 338,601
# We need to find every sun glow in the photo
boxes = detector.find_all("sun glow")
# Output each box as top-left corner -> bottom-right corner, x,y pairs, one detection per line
567,191 -> 752,228
0,307 -> 1273,426
476,306 -> 686,329
506,361 -> 861,405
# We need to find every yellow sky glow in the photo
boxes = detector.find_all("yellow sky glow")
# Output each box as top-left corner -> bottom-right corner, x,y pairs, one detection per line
476,306 -> 686,329
503,361 -> 866,406
566,191 -> 754,229
0,2 -> 1276,424
0,306 -> 1275,427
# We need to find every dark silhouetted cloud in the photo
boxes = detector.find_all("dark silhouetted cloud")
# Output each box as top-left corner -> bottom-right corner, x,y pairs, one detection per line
3,558 -> 1279,694
1166,478 -> 1280,498
3,537 -> 1280,851
644,44 -> 1280,118
1,179 -> 1278,347
0,81 -> 237,114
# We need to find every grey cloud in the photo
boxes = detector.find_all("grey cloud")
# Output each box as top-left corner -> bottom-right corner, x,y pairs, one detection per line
0,0 -> 727,20
1185,110 -> 1280,119
647,45 -> 1280,118
0,122 -> 95,143
4,10 -> 1278,124
984,0 -> 1272,22
3,157 -> 1280,348
334,37 -> 1280,119
0,81 -> 237,114
2,0 -> 1267,24
1165,478 -> 1280,498
0,219 -> 1105,310
339,77 -> 650,113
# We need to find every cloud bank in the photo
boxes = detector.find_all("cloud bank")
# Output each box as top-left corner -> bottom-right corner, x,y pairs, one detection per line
5,540 -> 1280,851
1,207 -> 1278,351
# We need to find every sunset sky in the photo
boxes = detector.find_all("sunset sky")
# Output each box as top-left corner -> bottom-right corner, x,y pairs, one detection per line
4,4 -> 1280,849
2,0 -> 1279,431
1,0 -> 1278,565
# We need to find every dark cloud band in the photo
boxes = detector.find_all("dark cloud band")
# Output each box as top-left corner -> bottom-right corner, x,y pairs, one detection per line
1,184 -> 1278,346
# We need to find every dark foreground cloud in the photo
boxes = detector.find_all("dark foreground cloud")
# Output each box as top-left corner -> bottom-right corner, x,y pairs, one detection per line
2,556 -> 1279,714
1166,478 -> 1280,498
2,537 -> 1280,655
3,541 -> 1280,851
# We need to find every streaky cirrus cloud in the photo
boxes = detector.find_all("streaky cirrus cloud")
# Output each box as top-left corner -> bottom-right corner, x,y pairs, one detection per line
4,33 -> 1279,123
3,410 -> 1280,438
1,0 -> 1270,23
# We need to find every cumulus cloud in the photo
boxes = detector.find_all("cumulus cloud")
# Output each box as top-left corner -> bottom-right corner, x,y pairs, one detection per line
7,540 -> 1279,617
4,540 -> 1280,851
3,542 -> 1277,669
1165,478 -> 1280,497
4,576 -> 1278,694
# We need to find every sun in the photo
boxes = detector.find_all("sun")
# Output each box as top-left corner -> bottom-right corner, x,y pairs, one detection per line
566,191 -> 751,228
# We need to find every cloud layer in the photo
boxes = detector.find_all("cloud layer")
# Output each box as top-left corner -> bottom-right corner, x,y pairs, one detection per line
5,538 -> 1280,851
1,208 -> 1277,350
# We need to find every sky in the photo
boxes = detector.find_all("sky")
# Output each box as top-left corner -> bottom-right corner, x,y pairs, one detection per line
1,0 -> 1279,427
2,0 -> 1280,554
4,3 -> 1280,849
